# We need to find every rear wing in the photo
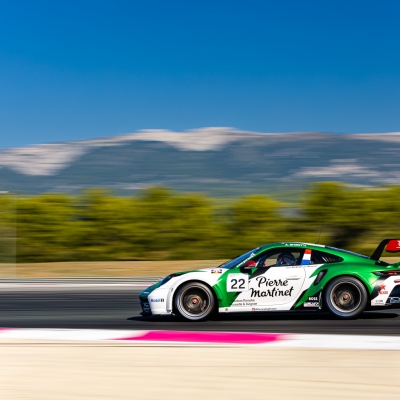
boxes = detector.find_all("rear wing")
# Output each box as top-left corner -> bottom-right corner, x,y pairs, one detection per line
371,239 -> 400,261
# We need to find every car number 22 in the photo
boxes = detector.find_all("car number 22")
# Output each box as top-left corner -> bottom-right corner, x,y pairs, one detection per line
227,274 -> 249,292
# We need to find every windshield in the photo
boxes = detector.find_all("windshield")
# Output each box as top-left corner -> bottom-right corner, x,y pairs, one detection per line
219,247 -> 261,269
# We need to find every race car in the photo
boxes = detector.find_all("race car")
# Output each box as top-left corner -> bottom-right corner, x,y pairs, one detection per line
139,239 -> 400,321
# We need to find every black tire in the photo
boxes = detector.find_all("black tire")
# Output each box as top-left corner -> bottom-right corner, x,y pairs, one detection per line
175,282 -> 215,321
324,276 -> 368,319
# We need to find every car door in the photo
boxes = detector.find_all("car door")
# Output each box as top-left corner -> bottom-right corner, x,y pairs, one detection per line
227,247 -> 307,311
251,248 -> 306,307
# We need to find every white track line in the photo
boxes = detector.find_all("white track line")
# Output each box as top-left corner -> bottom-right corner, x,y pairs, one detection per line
269,334 -> 400,350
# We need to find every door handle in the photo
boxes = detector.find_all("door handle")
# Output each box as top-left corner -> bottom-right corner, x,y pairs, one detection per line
287,276 -> 302,280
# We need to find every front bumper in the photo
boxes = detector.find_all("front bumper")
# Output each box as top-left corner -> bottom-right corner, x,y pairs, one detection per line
140,298 -> 152,316
139,287 -> 171,316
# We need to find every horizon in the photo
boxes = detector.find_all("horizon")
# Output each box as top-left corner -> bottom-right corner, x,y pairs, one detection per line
2,128 -> 400,150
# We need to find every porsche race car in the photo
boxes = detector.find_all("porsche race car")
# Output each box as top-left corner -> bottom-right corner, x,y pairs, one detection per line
139,239 -> 400,321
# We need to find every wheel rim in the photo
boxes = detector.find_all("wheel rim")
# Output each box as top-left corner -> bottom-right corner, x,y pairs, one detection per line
330,282 -> 362,313
179,286 -> 211,318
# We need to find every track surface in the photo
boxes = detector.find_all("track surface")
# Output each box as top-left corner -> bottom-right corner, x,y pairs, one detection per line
2,287 -> 400,335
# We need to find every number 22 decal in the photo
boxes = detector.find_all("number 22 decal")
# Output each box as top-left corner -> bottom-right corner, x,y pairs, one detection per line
231,278 -> 246,289
227,274 -> 249,292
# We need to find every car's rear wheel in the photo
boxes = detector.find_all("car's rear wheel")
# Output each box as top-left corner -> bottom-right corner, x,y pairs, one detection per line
175,282 -> 215,321
324,276 -> 368,319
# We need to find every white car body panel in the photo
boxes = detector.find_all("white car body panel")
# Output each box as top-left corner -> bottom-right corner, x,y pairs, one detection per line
147,265 -> 323,315
371,275 -> 400,306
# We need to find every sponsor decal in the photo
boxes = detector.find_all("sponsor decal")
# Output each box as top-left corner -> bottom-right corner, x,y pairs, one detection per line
375,299 -> 384,304
379,284 -> 388,295
150,299 -> 165,302
252,307 -> 277,311
249,276 -> 294,298
227,274 -> 249,292
304,302 -> 319,308
232,299 -> 257,307
301,249 -> 312,265
211,269 -> 223,274
389,297 -> 400,304
307,296 -> 319,302
285,243 -> 306,247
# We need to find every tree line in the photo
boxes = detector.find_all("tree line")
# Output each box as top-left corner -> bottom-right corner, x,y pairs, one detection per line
0,182 -> 399,263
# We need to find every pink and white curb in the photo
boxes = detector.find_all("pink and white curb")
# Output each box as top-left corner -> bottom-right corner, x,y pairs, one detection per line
1,328 -> 400,349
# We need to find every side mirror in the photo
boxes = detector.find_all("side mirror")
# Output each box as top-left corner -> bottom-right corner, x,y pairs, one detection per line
242,260 -> 257,270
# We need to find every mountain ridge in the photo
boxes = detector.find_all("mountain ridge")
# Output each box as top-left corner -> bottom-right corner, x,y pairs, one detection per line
1,128 -> 400,195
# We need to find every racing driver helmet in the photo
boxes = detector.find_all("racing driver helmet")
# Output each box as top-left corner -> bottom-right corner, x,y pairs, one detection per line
276,252 -> 296,266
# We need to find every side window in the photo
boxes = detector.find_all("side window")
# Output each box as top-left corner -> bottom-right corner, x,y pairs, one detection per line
255,248 -> 304,268
312,250 -> 343,264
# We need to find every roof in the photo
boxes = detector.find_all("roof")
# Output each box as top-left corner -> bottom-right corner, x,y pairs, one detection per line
258,242 -> 371,261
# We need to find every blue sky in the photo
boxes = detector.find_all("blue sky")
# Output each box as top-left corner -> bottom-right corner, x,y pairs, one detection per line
1,0 -> 399,148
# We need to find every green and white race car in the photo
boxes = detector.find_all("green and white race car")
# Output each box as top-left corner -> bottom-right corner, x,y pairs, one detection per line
139,239 -> 400,321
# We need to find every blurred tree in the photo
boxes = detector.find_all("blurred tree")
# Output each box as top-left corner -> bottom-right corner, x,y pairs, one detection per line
7,184 -> 400,263
301,182 -> 400,251
0,195 -> 16,265
70,189 -> 134,260
302,182 -> 367,248
16,194 -> 74,262
131,188 -> 217,260
226,195 -> 283,253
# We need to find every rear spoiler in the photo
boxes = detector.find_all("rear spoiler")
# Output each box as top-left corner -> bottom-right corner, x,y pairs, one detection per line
371,239 -> 400,261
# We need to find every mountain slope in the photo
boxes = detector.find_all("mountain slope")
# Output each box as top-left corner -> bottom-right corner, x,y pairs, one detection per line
1,128 -> 400,195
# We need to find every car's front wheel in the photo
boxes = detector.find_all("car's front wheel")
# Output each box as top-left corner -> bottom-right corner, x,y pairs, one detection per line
175,282 -> 215,321
324,276 -> 368,319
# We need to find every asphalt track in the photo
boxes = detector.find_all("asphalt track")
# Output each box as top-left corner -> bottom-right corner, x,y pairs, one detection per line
2,287 -> 400,335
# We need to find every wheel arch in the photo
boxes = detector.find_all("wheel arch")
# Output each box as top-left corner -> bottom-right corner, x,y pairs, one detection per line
172,279 -> 219,315
321,274 -> 371,310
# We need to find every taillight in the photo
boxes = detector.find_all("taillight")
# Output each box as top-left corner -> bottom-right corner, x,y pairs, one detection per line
374,270 -> 400,276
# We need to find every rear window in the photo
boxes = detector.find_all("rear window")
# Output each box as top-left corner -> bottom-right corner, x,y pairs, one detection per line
312,250 -> 343,264
325,246 -> 369,259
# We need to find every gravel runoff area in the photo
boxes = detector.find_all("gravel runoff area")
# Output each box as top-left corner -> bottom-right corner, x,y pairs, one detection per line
0,342 -> 399,400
